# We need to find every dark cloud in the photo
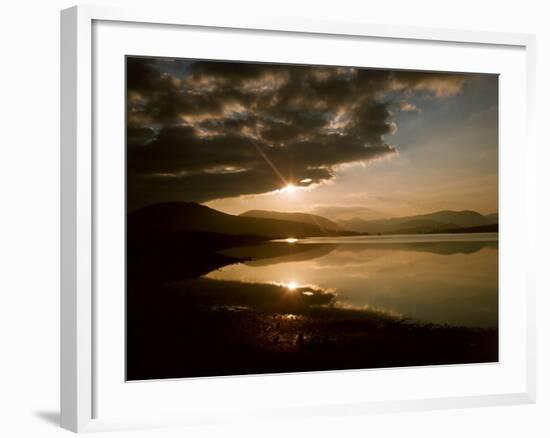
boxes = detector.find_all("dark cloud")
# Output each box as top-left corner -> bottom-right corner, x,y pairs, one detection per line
127,57 -> 470,210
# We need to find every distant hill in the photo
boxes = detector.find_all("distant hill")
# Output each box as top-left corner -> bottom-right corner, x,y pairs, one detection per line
128,202 -> 340,240
127,203 -> 351,281
240,210 -> 342,232
337,210 -> 493,234
311,205 -> 387,222
444,224 -> 499,234
128,204 -> 498,245
484,213 -> 498,224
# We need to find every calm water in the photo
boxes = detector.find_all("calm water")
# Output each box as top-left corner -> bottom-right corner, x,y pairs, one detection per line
207,233 -> 498,328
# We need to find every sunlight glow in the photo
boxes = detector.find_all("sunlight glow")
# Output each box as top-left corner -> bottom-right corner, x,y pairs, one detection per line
284,238 -> 298,244
286,281 -> 298,290
281,184 -> 296,194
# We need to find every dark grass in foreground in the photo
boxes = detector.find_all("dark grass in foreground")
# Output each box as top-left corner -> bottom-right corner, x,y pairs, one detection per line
126,277 -> 498,381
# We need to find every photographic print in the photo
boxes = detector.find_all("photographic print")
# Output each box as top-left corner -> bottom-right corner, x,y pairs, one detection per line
126,57 -> 498,381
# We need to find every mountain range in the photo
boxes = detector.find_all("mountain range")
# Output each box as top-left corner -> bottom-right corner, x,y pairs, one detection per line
128,202 -> 350,241
334,210 -> 498,234
240,210 -> 342,232
129,203 -> 498,243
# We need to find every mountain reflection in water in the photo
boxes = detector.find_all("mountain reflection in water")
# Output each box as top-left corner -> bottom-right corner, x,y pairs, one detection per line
209,235 -> 498,327
126,233 -> 498,380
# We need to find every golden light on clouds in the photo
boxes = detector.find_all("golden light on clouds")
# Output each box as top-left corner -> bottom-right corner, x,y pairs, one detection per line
281,184 -> 296,194
286,281 -> 298,290
127,57 -> 498,218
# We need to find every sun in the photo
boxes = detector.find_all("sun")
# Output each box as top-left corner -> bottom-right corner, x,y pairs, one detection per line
281,184 -> 296,194
286,281 -> 298,290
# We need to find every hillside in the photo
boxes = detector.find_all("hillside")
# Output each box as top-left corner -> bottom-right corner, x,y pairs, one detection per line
337,210 -> 494,234
240,210 -> 342,232
484,213 -> 498,224
128,204 -> 499,242
443,224 -> 499,234
128,202 -> 337,240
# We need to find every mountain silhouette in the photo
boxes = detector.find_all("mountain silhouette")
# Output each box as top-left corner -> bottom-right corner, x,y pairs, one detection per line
128,203 -> 499,242
337,210 -> 496,234
484,213 -> 498,224
128,202 -> 342,239
240,210 -> 342,232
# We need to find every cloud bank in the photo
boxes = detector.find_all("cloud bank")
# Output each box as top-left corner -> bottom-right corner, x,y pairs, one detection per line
127,58 -> 470,210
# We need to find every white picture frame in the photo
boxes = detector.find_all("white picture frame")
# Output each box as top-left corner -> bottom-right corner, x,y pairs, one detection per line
60,4 -> 536,433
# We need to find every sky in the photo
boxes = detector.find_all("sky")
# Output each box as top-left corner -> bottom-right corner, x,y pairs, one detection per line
126,57 -> 498,219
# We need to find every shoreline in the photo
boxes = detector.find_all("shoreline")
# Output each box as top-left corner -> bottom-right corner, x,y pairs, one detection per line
127,277 -> 498,381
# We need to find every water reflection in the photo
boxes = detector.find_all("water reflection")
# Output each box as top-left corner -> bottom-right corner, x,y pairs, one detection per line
207,234 -> 498,328
127,233 -> 499,380
283,238 -> 299,244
